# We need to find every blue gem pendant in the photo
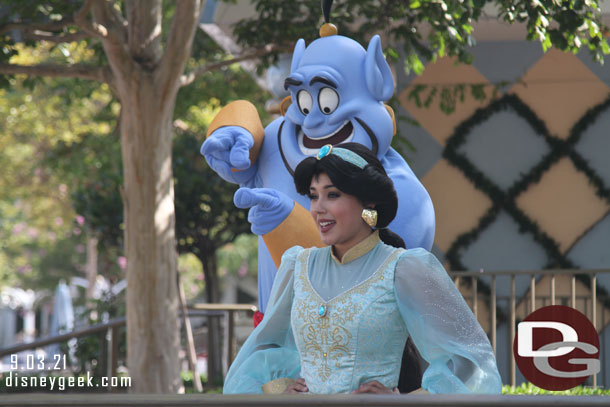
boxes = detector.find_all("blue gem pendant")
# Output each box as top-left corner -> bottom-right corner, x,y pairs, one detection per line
318,304 -> 327,318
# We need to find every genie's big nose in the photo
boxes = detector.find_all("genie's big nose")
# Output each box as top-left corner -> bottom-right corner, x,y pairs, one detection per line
303,109 -> 325,129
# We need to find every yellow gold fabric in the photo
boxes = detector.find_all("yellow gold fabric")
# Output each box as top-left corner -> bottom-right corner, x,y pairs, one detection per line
330,230 -> 380,264
263,202 -> 324,268
384,104 -> 396,137
261,377 -> 295,394
409,387 -> 430,394
205,100 -> 265,171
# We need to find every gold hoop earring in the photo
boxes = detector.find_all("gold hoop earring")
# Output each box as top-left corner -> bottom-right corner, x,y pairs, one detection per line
361,208 -> 377,228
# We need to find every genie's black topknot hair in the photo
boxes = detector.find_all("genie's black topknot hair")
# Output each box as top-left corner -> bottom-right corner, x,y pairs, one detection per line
322,0 -> 333,23
294,142 -> 405,249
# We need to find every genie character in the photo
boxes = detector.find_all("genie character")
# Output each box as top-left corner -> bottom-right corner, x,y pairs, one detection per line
201,23 -> 435,314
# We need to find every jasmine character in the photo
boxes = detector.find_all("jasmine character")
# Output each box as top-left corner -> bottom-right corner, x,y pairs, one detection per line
223,143 -> 502,394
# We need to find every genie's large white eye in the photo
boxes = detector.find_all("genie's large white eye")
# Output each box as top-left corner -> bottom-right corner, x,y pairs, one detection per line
318,87 -> 339,115
297,90 -> 313,115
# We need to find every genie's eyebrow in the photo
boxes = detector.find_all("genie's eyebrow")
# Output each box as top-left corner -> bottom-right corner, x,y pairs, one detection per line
284,77 -> 303,90
309,76 -> 337,88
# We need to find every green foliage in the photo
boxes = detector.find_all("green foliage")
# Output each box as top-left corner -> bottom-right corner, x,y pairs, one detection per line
231,0 -> 482,74
494,0 -> 609,63
231,0 -> 609,76
31,222 -> 87,289
49,128 -> 124,253
175,29 -> 273,132
180,371 -> 223,393
502,382 -> 610,395
178,253 -> 205,302
0,2 -> 100,87
1,23 -> 266,297
217,234 -> 259,279
0,44 -> 107,289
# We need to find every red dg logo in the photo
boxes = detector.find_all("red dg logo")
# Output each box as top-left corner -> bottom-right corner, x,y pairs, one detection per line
513,305 -> 600,391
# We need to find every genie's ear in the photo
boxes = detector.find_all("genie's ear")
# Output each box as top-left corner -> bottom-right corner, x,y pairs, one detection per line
364,35 -> 394,101
290,39 -> 306,73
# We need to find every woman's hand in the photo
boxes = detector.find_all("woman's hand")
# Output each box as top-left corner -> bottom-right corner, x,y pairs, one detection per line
351,380 -> 399,394
283,377 -> 309,394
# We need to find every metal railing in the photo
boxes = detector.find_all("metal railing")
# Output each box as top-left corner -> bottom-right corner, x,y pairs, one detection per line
188,303 -> 258,364
0,316 -> 125,379
448,268 -> 610,387
0,305 -> 257,384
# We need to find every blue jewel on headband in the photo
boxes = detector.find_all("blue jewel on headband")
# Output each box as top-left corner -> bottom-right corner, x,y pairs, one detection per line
316,144 -> 367,169
317,144 -> 332,159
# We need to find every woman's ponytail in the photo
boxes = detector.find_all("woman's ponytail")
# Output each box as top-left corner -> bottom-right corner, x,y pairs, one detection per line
378,228 -> 405,249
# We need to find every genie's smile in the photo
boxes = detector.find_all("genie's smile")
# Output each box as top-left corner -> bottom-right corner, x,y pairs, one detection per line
281,117 -> 379,175
297,121 -> 354,155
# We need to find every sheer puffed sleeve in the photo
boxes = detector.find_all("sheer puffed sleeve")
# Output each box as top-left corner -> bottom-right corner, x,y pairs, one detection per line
223,246 -> 303,394
394,248 -> 502,394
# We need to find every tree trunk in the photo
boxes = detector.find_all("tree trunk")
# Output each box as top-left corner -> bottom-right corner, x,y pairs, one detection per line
121,72 -> 181,393
201,252 -> 223,386
81,0 -> 202,393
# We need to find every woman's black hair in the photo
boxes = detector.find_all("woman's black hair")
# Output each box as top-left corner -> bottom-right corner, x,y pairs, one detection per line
294,142 -> 405,248
294,143 -> 424,393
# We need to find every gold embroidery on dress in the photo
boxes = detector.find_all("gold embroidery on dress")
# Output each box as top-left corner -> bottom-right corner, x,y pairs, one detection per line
295,248 -> 403,382
298,303 -> 356,381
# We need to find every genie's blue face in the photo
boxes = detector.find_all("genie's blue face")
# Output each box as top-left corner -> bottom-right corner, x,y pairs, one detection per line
285,67 -> 358,155
279,35 -> 395,171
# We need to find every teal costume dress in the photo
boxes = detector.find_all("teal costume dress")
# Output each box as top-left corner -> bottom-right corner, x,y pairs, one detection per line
223,231 -> 502,394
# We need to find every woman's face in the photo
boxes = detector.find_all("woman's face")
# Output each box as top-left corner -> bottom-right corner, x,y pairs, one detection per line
309,173 -> 373,257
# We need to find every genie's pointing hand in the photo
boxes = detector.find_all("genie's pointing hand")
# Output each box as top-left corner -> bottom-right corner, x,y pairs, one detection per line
234,188 -> 294,235
200,126 -> 256,185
